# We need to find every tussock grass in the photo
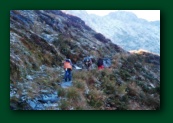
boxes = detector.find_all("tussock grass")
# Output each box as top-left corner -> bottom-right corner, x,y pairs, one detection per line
73,80 -> 85,90
59,99 -> 70,110
57,87 -> 66,97
86,89 -> 105,109
66,87 -> 80,101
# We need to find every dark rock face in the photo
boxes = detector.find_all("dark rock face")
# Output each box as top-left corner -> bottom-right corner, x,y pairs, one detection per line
94,33 -> 109,43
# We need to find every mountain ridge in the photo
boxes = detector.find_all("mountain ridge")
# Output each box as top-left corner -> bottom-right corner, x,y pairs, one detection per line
64,10 -> 160,54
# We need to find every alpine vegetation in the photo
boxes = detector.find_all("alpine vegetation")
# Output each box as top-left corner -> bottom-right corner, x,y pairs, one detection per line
10,10 -> 160,110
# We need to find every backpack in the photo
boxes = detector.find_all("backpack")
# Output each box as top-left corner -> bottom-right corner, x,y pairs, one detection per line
97,58 -> 103,66
103,58 -> 111,68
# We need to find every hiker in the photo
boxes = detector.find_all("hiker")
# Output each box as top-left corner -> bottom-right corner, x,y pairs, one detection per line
83,57 -> 92,70
63,59 -> 72,82
97,58 -> 104,70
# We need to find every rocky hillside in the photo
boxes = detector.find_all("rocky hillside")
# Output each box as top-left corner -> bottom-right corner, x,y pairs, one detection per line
63,10 -> 160,54
10,10 -> 160,110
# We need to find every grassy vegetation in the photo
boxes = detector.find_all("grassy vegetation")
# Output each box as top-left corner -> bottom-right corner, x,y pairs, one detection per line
10,49 -> 160,110
57,52 -> 160,110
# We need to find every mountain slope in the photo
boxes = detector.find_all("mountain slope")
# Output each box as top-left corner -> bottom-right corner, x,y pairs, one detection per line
64,10 -> 160,54
10,10 -> 160,110
10,10 -> 125,81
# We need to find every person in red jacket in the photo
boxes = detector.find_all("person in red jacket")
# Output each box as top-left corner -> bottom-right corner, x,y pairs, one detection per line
97,58 -> 104,70
64,59 -> 72,82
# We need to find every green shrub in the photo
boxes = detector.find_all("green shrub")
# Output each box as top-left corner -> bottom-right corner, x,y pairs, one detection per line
87,89 -> 104,109
101,78 -> 115,94
66,87 -> 80,101
120,69 -> 131,81
74,81 -> 85,90
57,88 -> 66,97
59,99 -> 70,110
